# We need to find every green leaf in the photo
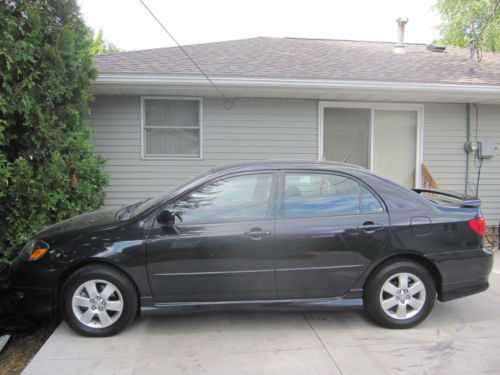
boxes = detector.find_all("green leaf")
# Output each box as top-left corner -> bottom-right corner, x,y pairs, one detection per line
434,0 -> 500,52
0,0 -> 109,267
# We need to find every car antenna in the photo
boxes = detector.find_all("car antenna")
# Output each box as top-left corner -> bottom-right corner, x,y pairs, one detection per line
341,153 -> 352,163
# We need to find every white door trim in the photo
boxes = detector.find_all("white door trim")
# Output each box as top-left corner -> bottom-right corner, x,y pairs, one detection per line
318,101 -> 424,187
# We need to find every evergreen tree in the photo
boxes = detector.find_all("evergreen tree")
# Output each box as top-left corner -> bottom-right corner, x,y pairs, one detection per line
0,0 -> 109,268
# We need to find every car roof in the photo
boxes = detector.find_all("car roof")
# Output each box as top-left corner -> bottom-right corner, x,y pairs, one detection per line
209,160 -> 367,174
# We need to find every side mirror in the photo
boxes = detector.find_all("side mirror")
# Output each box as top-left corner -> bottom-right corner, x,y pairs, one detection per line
156,209 -> 176,226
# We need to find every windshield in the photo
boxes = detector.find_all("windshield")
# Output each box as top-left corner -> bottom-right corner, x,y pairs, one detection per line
116,169 -> 214,220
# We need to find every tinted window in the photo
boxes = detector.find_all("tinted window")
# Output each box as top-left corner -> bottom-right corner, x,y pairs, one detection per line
361,186 -> 383,212
172,174 -> 273,224
283,173 -> 383,218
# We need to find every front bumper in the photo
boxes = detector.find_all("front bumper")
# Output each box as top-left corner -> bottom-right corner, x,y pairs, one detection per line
9,285 -> 54,317
8,255 -> 57,318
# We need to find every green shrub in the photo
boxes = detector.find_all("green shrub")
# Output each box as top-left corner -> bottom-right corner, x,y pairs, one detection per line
0,0 -> 108,268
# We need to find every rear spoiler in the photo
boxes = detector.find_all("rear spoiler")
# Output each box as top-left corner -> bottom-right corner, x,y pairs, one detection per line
412,188 -> 481,208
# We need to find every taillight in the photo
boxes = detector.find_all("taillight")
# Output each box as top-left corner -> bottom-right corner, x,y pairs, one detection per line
469,217 -> 486,237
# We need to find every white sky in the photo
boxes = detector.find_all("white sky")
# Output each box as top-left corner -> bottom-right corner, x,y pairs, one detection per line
78,0 -> 443,51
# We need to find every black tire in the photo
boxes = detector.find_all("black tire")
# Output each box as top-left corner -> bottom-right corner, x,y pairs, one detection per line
364,259 -> 436,329
60,264 -> 138,337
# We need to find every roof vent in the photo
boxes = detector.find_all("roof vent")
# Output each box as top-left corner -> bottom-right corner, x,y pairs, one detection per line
393,17 -> 409,54
427,44 -> 446,53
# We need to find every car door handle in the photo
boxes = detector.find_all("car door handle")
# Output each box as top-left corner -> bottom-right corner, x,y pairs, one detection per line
357,222 -> 384,232
244,229 -> 271,240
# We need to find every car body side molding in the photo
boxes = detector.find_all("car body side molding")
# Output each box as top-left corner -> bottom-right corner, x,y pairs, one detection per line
140,297 -> 364,315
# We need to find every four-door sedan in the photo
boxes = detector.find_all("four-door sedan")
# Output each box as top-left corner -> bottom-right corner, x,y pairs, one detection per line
9,161 -> 494,336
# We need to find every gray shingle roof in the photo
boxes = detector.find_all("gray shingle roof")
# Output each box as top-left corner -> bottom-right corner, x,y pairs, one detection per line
94,37 -> 500,86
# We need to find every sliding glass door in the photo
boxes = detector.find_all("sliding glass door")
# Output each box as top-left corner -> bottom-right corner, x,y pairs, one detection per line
372,110 -> 418,187
323,108 -> 370,168
321,103 -> 421,187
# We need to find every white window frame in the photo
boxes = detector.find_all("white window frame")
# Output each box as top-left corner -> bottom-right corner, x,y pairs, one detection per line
141,96 -> 203,160
318,101 -> 424,188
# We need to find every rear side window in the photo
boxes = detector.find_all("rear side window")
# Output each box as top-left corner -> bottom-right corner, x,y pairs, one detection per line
283,173 -> 383,218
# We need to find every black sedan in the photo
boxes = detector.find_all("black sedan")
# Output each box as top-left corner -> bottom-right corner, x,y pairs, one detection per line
9,161 -> 494,336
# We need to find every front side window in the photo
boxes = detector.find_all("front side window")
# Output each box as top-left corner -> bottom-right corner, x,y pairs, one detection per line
172,174 -> 274,224
283,172 -> 383,218
143,98 -> 201,158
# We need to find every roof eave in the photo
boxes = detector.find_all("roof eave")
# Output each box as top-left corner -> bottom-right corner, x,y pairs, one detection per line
95,74 -> 499,92
92,74 -> 500,104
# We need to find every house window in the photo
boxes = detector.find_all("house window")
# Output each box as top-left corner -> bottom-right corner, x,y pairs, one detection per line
142,98 -> 202,158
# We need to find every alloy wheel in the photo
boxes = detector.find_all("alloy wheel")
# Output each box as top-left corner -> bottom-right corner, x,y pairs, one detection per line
379,272 -> 426,320
71,279 -> 124,328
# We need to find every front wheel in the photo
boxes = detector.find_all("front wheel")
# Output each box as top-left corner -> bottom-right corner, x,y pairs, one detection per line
60,264 -> 138,337
364,260 -> 436,329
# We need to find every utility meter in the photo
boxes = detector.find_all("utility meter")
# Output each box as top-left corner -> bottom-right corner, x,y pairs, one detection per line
478,140 -> 496,159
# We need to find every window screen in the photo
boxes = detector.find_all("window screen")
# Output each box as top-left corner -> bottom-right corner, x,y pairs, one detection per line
143,99 -> 201,158
323,108 -> 370,168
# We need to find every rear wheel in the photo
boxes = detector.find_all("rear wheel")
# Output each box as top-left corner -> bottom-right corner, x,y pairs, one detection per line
61,264 -> 137,337
364,260 -> 436,328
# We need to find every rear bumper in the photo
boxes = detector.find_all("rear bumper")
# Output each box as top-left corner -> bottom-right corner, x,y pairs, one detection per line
439,278 -> 489,302
427,247 -> 494,302
9,285 -> 54,318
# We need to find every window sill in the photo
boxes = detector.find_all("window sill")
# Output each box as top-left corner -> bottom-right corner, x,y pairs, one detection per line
140,156 -> 203,161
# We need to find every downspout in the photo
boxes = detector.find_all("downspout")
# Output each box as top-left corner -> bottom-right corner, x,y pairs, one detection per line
465,103 -> 471,195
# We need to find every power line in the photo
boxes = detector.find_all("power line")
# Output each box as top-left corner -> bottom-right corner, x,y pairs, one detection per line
138,0 -> 231,104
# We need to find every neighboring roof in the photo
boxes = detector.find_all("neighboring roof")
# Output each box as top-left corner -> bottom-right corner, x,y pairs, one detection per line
94,37 -> 500,86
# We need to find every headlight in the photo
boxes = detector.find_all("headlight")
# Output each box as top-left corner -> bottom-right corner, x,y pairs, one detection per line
20,239 -> 49,261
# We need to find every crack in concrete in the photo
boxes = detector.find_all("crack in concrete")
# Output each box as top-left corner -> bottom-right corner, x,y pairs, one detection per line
303,314 -> 344,375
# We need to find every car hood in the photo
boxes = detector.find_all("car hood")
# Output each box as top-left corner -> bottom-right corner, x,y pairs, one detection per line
37,208 -> 121,239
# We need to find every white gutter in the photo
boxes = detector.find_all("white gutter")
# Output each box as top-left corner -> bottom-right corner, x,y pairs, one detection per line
95,74 -> 500,95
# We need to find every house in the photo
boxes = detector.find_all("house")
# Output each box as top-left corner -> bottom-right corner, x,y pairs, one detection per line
90,36 -> 500,228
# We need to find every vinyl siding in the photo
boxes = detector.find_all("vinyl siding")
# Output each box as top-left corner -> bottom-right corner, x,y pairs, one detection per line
90,97 -> 500,226
424,103 -> 500,225
89,96 -> 318,208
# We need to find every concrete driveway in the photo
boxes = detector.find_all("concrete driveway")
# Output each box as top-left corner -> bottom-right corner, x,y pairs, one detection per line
24,255 -> 499,375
